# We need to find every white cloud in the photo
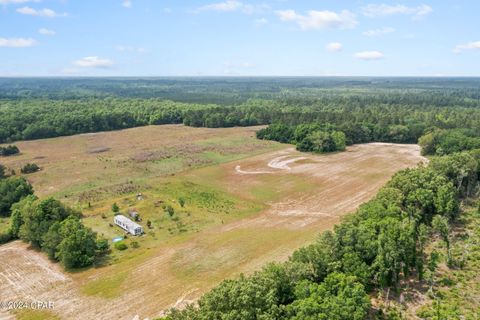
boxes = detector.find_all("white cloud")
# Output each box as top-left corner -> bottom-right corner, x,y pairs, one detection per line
453,41 -> 480,54
122,0 -> 131,8
362,4 -> 432,18
116,45 -> 146,53
362,27 -> 395,37
0,0 -> 39,5
276,9 -> 357,30
38,28 -> 55,35
200,0 -> 242,12
0,37 -> 36,47
17,6 -> 67,17
255,17 -> 268,26
197,1 -> 268,14
74,56 -> 114,68
326,42 -> 342,52
354,51 -> 384,60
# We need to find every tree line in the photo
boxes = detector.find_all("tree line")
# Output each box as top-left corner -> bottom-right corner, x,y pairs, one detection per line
2,82 -> 480,144
256,120 -> 480,155
2,77 -> 480,106
160,147 -> 479,319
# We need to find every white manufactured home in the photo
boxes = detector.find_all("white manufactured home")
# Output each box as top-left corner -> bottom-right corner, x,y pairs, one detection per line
114,215 -> 144,235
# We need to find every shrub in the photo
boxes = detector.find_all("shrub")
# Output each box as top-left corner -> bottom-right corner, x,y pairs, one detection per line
20,163 -> 40,174
0,230 -> 12,244
0,145 -> 19,156
111,202 -> 119,213
165,205 -> 175,217
131,241 -> 139,248
114,241 -> 128,251
179,198 -> 185,208
96,238 -> 110,254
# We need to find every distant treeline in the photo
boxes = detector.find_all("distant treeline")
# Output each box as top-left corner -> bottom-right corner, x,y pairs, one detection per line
2,95 -> 480,144
2,77 -> 480,105
1,77 -> 480,143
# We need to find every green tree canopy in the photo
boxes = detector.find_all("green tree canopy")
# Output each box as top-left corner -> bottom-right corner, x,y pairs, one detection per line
0,176 -> 34,217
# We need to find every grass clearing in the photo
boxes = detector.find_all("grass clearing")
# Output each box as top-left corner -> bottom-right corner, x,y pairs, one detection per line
0,125 -> 281,202
14,309 -> 60,320
81,271 -> 128,299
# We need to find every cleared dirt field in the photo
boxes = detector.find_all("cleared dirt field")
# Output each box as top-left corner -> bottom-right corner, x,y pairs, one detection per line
0,130 -> 425,320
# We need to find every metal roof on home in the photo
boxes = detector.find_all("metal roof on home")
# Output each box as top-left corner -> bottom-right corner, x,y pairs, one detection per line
114,215 -> 142,229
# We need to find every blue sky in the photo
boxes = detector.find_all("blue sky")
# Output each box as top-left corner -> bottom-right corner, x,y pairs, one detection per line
1,0 -> 479,76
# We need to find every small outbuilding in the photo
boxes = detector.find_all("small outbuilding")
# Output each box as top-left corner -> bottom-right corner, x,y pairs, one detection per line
129,209 -> 139,221
114,215 -> 144,236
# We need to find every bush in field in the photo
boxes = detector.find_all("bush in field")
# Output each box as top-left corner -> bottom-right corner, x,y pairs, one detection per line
114,241 -> 128,251
111,202 -> 119,213
20,163 -> 40,174
165,205 -> 175,217
0,145 -> 19,156
96,238 -> 110,255
178,198 -> 185,208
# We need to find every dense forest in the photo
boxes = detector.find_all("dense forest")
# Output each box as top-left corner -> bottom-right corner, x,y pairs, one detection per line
1,78 -> 480,145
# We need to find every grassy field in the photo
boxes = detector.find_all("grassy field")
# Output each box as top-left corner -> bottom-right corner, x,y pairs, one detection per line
0,126 -> 426,320
14,310 -> 60,320
0,124 -> 281,202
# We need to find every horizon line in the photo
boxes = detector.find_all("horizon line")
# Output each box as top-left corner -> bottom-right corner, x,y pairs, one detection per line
2,75 -> 480,79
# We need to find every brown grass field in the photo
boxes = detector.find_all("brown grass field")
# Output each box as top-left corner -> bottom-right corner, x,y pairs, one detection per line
0,125 -> 426,320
